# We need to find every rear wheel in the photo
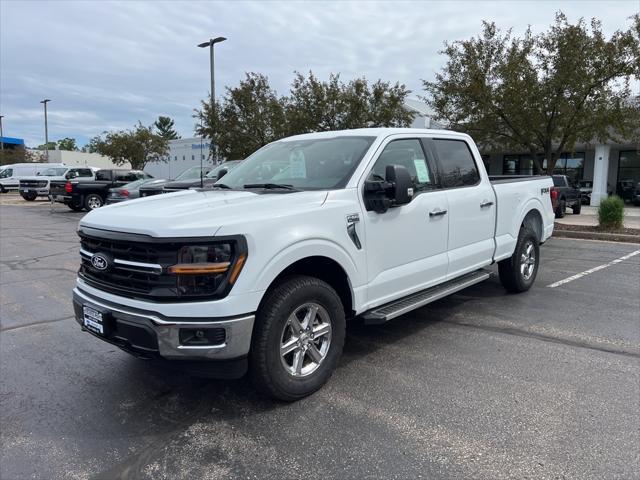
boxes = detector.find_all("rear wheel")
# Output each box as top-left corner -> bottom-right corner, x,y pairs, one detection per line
250,275 -> 345,401
498,226 -> 539,293
84,194 -> 104,211
555,198 -> 566,218
21,192 -> 37,201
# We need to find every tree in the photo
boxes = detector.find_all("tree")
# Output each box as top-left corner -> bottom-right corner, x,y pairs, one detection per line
57,138 -> 78,151
90,122 -> 169,170
196,73 -> 288,159
194,71 -> 414,159
423,13 -> 640,173
288,72 -> 414,133
154,116 -> 180,140
0,148 -> 41,166
36,142 -> 56,150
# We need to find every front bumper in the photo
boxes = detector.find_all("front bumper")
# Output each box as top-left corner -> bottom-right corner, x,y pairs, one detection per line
73,287 -> 255,368
21,187 -> 49,195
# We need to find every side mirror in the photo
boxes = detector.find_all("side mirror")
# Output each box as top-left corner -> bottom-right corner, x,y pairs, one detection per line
36,172 -> 41,176
364,164 -> 414,213
385,164 -> 413,205
217,168 -> 228,180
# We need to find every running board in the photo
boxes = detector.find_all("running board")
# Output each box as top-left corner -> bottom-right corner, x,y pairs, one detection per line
362,270 -> 491,325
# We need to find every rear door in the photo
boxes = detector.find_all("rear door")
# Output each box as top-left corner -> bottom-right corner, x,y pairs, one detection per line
429,138 -> 495,280
362,136 -> 449,306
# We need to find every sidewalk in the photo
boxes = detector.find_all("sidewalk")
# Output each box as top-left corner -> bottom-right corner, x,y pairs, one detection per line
556,205 -> 640,229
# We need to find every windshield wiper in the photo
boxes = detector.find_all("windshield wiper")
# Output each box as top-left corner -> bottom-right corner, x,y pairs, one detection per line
212,183 -> 231,189
243,183 -> 299,191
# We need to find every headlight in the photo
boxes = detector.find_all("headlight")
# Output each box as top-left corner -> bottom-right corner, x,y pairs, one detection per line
168,241 -> 247,298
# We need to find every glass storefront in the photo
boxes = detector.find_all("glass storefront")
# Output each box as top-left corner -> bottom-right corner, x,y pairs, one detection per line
503,152 -> 583,180
617,150 -> 640,201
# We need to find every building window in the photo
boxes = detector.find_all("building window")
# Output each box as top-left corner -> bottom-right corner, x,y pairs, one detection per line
202,154 -> 205,160
503,155 -> 519,175
617,150 -> 640,198
552,152 -> 585,182
192,155 -> 195,160
174,156 -> 177,161
183,155 -> 185,161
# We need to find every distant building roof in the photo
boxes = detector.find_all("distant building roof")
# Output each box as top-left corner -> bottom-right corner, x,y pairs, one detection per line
0,136 -> 25,146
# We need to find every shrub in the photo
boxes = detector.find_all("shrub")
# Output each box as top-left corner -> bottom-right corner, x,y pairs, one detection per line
598,195 -> 624,230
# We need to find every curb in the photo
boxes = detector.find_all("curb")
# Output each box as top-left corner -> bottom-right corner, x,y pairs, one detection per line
553,229 -> 640,244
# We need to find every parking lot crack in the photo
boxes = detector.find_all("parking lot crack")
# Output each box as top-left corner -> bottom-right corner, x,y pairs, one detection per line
1,315 -> 75,332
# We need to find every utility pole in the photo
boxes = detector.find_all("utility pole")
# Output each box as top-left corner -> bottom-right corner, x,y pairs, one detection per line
198,36 -> 226,164
40,99 -> 51,161
0,115 -> 4,152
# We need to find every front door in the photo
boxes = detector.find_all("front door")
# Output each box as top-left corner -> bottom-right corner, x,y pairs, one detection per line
361,137 -> 449,308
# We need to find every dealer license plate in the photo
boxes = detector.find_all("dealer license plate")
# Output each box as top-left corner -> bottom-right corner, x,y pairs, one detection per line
83,306 -> 104,335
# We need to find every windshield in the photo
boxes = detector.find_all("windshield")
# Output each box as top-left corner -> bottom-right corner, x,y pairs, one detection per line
175,166 -> 210,181
41,167 -> 68,176
216,136 -> 375,190
205,160 -> 242,178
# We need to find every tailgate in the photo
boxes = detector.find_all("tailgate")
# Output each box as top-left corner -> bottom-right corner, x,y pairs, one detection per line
49,181 -> 67,196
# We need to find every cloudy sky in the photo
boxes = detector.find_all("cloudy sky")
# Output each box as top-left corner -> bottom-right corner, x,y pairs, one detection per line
1,0 -> 637,147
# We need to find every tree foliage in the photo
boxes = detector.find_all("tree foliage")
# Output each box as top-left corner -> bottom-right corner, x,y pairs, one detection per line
36,142 -> 56,150
195,71 -> 413,159
0,148 -> 42,166
57,137 -> 78,151
154,116 -> 181,140
423,12 -> 640,172
89,122 -> 169,170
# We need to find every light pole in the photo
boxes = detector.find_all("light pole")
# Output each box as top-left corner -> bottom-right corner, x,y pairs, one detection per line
0,115 -> 4,152
198,36 -> 226,164
40,99 -> 51,161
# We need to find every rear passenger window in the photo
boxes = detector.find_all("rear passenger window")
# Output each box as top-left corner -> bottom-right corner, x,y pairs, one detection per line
95,170 -> 111,181
369,139 -> 434,193
433,139 -> 480,188
116,172 -> 138,182
77,169 -> 93,177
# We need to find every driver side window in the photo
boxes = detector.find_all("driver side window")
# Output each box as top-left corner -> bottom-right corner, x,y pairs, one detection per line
368,139 -> 434,193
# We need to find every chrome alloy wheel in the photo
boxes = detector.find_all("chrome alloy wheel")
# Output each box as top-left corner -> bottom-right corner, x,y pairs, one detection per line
87,196 -> 102,209
280,302 -> 332,377
520,241 -> 536,280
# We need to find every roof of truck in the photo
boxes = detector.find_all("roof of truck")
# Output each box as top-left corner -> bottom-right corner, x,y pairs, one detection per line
279,127 -> 465,142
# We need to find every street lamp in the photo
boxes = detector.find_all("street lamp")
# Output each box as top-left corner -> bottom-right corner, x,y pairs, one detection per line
198,36 -> 226,164
40,99 -> 51,161
0,115 -> 4,152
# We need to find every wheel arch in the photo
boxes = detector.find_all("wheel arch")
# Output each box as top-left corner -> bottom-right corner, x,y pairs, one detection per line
520,205 -> 544,243
258,255 -> 356,318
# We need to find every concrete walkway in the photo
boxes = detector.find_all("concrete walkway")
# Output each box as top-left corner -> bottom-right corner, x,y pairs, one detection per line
556,205 -> 640,229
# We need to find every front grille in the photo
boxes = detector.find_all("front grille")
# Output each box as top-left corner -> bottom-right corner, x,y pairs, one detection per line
20,180 -> 48,188
78,230 -> 244,302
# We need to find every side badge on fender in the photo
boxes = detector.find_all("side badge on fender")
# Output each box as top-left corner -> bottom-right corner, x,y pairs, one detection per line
346,213 -> 362,250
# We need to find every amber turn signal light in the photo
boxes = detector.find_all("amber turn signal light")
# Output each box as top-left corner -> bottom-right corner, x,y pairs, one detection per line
228,253 -> 247,284
168,262 -> 230,275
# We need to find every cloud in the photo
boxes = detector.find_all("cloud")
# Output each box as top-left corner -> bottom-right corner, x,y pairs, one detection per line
0,0 -> 637,147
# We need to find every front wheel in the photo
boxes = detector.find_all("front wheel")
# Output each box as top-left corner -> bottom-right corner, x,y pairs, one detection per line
21,192 -> 37,201
84,194 -> 104,211
498,227 -> 540,293
250,275 -> 346,401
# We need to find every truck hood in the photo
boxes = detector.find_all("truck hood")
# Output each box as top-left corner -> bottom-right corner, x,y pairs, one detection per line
80,189 -> 328,237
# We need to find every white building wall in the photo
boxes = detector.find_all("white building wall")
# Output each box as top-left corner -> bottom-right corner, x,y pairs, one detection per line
37,150 -> 130,169
144,137 -> 215,179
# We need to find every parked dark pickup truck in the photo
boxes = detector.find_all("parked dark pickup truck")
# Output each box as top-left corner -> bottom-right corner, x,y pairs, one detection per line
551,175 -> 581,218
50,169 -> 150,211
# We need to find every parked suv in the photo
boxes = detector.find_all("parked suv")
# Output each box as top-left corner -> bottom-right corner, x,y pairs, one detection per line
72,129 -> 555,400
139,166 -> 212,197
578,180 -> 593,205
50,169 -> 151,211
19,166 -> 97,201
163,160 -> 242,193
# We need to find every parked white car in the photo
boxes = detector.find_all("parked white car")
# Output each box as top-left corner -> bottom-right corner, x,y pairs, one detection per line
72,128 -> 554,400
19,166 -> 99,201
0,163 -> 65,192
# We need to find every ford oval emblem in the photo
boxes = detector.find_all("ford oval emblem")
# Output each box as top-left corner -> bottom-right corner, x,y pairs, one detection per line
91,253 -> 109,271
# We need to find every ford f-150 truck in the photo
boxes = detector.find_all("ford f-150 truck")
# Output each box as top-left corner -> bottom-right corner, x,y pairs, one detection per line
72,129 -> 554,400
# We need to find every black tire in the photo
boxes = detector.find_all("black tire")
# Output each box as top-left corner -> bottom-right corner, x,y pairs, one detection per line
84,194 -> 104,211
555,198 -> 566,218
250,275 -> 346,401
21,192 -> 37,201
68,203 -> 84,212
0,185 -> 6,193
572,202 -> 581,214
498,227 -> 540,293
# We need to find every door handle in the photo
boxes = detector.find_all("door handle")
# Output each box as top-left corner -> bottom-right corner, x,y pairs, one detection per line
429,209 -> 447,217
480,200 -> 494,208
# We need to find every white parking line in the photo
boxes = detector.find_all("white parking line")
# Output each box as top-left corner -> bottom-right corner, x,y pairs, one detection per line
547,249 -> 640,288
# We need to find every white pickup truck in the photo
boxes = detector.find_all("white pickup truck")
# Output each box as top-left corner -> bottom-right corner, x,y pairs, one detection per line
73,128 -> 554,400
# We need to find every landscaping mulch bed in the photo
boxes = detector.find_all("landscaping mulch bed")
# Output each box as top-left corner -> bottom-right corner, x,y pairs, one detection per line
553,223 -> 640,243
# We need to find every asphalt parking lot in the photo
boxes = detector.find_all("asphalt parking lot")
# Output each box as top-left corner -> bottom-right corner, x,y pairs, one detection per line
1,198 -> 639,480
